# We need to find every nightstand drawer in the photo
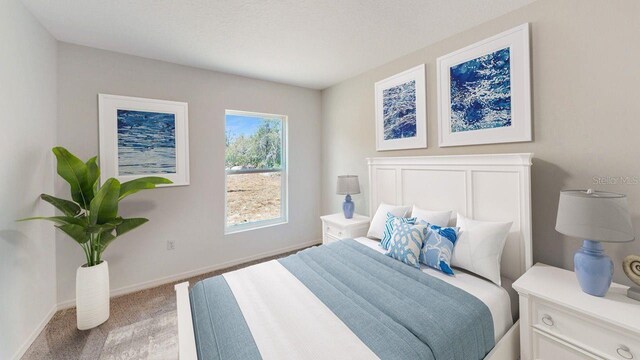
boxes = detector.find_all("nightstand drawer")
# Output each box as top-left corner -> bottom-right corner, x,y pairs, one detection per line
320,214 -> 370,245
325,223 -> 346,238
324,233 -> 340,244
533,329 -> 594,360
534,300 -> 639,360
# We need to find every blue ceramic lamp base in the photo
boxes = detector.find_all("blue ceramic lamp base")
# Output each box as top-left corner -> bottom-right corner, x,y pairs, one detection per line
343,194 -> 354,219
574,240 -> 613,297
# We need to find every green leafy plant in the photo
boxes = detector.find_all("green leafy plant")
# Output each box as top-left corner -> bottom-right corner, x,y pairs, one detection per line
20,147 -> 172,267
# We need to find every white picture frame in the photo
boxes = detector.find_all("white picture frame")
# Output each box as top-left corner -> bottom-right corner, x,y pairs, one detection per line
437,23 -> 531,147
375,64 -> 427,151
98,94 -> 190,187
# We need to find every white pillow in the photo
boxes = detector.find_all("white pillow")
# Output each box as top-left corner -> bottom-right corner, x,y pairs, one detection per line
367,203 -> 411,239
451,213 -> 512,285
410,206 -> 452,227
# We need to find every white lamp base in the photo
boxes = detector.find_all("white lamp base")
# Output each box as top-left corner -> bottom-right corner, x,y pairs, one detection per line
628,287 -> 640,301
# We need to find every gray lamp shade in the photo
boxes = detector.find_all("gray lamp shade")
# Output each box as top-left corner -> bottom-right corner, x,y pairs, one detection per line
555,189 -> 635,243
336,175 -> 360,195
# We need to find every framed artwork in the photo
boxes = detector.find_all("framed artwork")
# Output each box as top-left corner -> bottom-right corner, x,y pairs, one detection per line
98,94 -> 189,186
375,64 -> 427,151
437,23 -> 531,147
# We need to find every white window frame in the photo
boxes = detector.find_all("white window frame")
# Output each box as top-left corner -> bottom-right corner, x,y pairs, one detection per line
224,110 -> 288,234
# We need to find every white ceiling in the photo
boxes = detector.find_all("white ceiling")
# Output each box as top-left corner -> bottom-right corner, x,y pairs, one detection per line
22,0 -> 535,89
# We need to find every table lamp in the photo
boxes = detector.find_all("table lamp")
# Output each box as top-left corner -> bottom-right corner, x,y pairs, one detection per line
336,175 -> 360,219
555,189 -> 635,297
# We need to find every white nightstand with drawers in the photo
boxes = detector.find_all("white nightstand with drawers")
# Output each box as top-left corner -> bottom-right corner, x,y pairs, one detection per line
513,263 -> 640,360
320,213 -> 370,245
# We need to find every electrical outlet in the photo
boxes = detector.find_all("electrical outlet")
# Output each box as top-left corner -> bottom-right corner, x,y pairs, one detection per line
166,240 -> 175,251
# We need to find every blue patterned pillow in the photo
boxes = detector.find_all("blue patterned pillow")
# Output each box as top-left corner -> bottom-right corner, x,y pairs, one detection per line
385,222 -> 426,268
419,221 -> 460,275
380,213 -> 416,249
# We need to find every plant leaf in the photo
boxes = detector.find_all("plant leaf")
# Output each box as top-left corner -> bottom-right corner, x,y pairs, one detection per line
89,178 -> 120,225
86,217 -> 122,235
116,218 -> 148,237
56,224 -> 90,244
119,180 -> 155,201
86,156 -> 100,200
39,194 -> 82,217
97,232 -> 117,251
18,215 -> 86,226
119,177 -> 172,200
96,217 -> 148,253
52,147 -> 92,209
135,176 -> 173,185
86,222 -> 118,234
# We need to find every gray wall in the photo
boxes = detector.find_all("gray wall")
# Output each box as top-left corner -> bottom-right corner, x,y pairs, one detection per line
56,43 -> 322,304
321,0 -> 640,286
0,0 -> 58,358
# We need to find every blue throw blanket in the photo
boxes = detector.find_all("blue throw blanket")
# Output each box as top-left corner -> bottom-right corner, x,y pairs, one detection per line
190,240 -> 495,360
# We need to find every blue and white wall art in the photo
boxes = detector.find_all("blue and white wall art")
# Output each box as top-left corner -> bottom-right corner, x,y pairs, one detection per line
450,47 -> 511,133
437,23 -> 531,147
383,80 -> 417,140
99,94 -> 190,186
117,110 -> 176,175
375,64 -> 427,151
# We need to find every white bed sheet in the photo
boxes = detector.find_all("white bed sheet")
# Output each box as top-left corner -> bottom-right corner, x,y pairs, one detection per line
355,237 -> 513,341
224,261 -> 378,360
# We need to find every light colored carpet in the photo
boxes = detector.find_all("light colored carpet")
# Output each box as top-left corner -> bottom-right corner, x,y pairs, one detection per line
22,246 -> 312,359
99,311 -> 178,360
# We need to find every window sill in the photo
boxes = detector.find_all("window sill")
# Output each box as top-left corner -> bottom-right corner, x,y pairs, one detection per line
224,218 -> 288,235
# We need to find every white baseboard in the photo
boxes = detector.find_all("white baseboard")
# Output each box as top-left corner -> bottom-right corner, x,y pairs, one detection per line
12,303 -> 57,360
57,239 -> 321,310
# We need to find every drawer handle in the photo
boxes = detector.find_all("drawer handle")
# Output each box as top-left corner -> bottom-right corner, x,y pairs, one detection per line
326,226 -> 330,231
541,314 -> 554,327
338,231 -> 343,236
617,345 -> 633,359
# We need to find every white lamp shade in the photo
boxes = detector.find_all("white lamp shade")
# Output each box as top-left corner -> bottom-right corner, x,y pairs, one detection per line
336,175 -> 360,195
555,189 -> 634,242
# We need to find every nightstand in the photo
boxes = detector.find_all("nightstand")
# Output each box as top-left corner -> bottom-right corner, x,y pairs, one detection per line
320,213 -> 370,245
513,263 -> 640,360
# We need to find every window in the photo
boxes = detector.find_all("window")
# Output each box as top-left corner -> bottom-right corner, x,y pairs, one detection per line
225,110 -> 287,233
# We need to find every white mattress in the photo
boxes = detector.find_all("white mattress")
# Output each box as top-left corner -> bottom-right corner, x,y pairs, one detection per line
355,237 -> 514,341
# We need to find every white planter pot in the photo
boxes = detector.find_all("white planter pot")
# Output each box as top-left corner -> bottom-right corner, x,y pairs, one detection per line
76,260 -> 110,330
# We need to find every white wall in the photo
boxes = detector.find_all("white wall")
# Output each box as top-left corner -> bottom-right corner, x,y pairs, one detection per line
321,0 -> 640,286
56,43 -> 322,304
0,1 -> 58,359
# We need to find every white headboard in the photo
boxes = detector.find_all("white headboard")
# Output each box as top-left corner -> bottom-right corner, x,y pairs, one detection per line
367,153 -> 533,281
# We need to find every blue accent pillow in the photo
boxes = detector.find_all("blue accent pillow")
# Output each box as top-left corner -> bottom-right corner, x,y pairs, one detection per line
385,222 -> 426,269
380,213 -> 416,249
419,221 -> 460,275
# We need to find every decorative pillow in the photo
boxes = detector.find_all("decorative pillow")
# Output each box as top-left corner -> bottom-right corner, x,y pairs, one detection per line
418,221 -> 460,275
380,213 -> 417,250
411,206 -> 452,227
367,203 -> 411,239
385,222 -> 426,269
451,213 -> 512,285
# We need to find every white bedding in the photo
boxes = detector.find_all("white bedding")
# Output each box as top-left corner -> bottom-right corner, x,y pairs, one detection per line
224,261 -> 378,360
355,237 -> 513,341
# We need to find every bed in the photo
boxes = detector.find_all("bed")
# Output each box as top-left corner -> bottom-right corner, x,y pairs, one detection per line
175,153 -> 533,360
